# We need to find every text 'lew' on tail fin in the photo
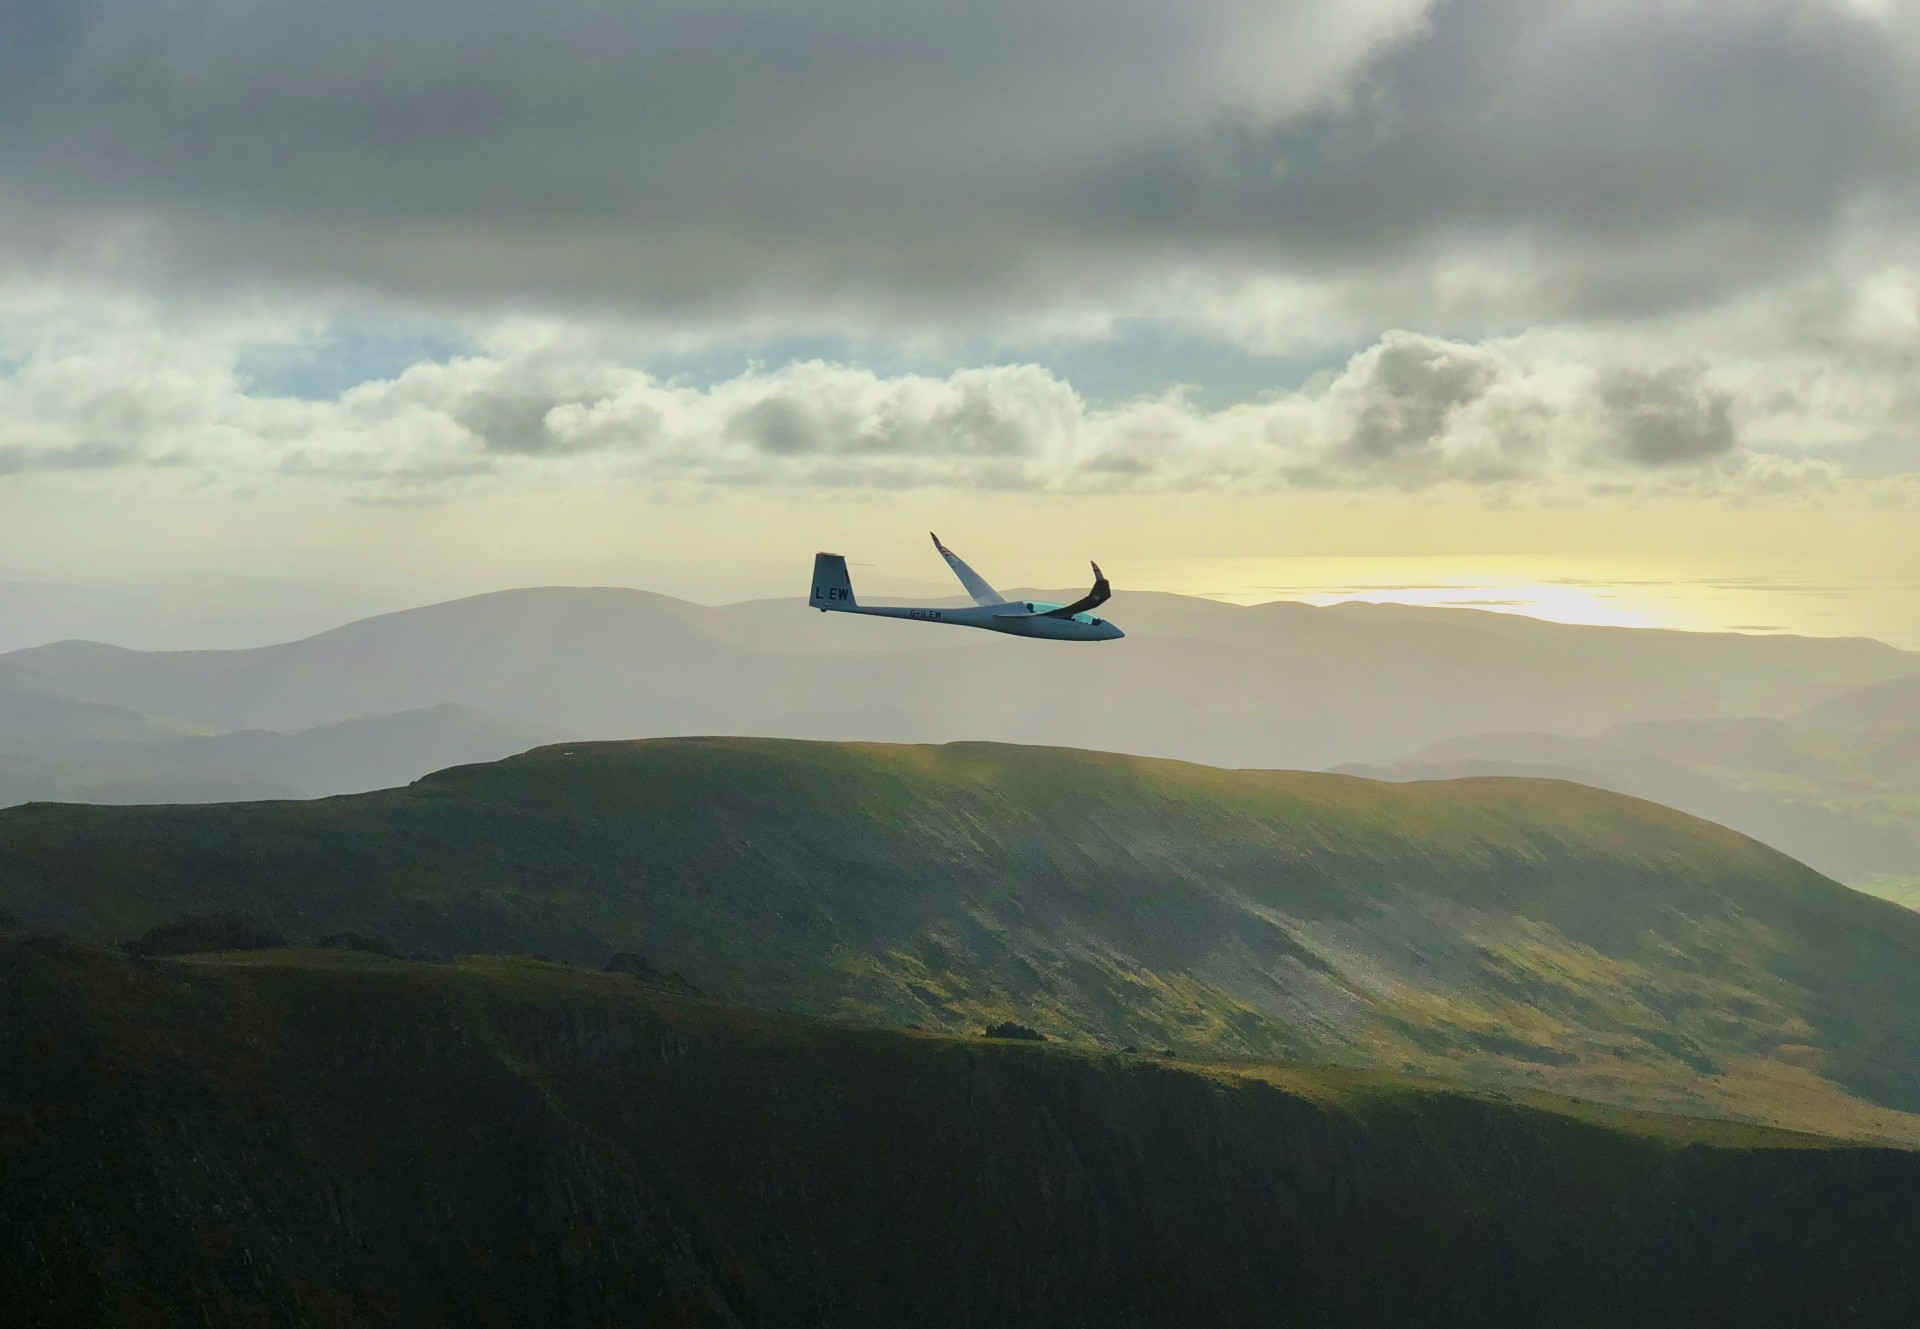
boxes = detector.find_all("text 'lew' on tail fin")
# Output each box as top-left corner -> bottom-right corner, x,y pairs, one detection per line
810,552 -> 859,611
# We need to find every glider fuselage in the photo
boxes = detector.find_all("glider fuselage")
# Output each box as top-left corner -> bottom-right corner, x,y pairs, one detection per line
827,599 -> 1123,641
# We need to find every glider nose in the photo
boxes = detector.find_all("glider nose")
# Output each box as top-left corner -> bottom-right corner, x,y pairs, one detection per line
1103,622 -> 1126,640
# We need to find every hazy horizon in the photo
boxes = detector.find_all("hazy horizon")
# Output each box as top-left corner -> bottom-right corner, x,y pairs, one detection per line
6,553 -> 1920,655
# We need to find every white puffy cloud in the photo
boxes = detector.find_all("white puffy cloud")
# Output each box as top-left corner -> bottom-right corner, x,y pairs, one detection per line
0,289 -> 1888,502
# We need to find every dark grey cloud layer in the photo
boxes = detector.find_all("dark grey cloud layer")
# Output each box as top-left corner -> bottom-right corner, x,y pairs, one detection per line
1102,0 -> 1920,319
0,440 -> 140,474
1340,338 -> 1499,465
1598,367 -> 1735,468
2,0 -> 1914,330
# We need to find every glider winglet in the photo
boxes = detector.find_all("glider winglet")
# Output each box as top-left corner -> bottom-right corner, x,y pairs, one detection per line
1045,561 -> 1111,619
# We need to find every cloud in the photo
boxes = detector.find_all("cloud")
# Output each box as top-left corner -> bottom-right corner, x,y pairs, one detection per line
1339,337 -> 1500,464
542,359 -> 1085,491
0,0 -> 1915,340
348,349 -> 632,456
0,440 -> 143,474
1596,366 -> 1736,468
0,0 -> 1421,326
0,293 -> 1869,501
1107,0 -> 1920,319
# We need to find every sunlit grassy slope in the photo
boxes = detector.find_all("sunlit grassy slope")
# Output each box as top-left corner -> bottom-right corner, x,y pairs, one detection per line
6,737 -> 1920,1138
4,939 -> 1918,1327
1853,875 -> 1920,911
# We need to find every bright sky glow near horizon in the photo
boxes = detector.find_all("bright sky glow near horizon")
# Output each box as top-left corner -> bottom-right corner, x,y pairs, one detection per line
3,0 -> 1920,650
1124,557 -> 1920,642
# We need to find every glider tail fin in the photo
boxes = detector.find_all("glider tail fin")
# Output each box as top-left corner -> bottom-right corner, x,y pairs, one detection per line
810,552 -> 859,611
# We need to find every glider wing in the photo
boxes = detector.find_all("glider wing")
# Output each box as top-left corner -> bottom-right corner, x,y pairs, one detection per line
989,562 -> 1112,619
930,532 -> 1008,607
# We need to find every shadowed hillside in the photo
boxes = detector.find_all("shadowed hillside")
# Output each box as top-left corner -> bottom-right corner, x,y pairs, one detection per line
3,939 -> 1917,1328
7,737 -> 1920,1139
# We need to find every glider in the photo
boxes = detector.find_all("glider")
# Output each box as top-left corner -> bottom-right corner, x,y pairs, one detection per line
809,534 -> 1124,642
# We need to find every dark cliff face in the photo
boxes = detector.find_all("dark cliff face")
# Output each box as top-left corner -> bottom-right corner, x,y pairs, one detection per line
4,940 -> 1918,1329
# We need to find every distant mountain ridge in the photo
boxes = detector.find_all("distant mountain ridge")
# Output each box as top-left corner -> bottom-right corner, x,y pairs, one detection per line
1348,706 -> 1920,892
0,647 -> 569,805
3,586 -> 1913,805
7,737 -> 1920,1141
1800,667 -> 1920,729
0,575 -> 423,653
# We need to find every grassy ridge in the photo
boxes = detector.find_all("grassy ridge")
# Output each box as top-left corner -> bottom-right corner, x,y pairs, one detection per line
4,939 -> 1918,1328
6,738 -> 1920,1137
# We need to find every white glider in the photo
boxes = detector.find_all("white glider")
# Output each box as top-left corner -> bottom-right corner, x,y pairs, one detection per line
809,534 -> 1124,642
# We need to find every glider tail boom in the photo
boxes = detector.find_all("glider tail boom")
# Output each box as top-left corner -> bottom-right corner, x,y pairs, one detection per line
810,552 -> 860,612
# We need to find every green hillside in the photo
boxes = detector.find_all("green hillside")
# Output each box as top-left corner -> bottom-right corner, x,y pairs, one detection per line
6,738 -> 1920,1139
4,938 -> 1917,1328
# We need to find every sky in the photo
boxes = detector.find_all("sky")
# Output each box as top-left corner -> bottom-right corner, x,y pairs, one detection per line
3,0 -> 1920,642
